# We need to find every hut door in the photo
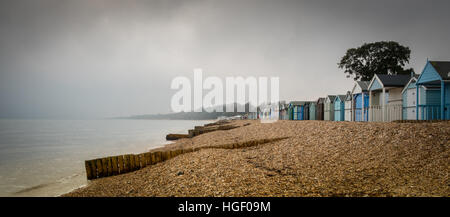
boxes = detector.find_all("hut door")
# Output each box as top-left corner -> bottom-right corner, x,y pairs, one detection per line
406,89 -> 416,120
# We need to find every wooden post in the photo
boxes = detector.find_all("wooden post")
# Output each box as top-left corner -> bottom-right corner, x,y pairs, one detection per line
130,155 -> 136,171
158,151 -> 163,162
148,152 -> 153,165
85,160 -> 93,180
150,152 -> 155,164
89,160 -> 97,179
101,158 -> 108,177
144,153 -> 150,166
107,157 -> 113,176
156,151 -> 162,162
118,155 -> 124,174
96,159 -> 103,178
123,155 -> 129,173
135,154 -> 140,169
111,156 -> 118,175
130,154 -> 135,171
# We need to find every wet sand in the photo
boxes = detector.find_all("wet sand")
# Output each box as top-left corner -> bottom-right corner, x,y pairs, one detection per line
64,120 -> 450,197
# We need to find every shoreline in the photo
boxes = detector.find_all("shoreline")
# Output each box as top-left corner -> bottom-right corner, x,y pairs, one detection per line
0,119 -> 215,197
59,119 -> 217,197
64,120 -> 450,197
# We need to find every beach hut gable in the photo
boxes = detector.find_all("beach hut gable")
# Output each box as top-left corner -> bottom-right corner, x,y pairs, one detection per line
401,76 -> 418,94
351,81 -> 370,94
345,91 -> 352,101
368,75 -> 384,91
417,61 -> 445,85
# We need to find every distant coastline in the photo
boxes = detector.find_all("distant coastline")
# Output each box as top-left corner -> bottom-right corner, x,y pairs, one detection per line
117,103 -> 255,120
117,112 -> 248,120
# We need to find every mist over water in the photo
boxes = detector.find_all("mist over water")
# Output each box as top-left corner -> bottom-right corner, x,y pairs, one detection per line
0,119 -> 211,196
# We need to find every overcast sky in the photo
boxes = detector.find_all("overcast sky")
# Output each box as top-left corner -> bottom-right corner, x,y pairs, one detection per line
0,0 -> 449,119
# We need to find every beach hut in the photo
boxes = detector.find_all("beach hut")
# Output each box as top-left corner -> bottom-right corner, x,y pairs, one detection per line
368,74 -> 411,122
351,81 -> 370,121
303,102 -> 310,120
289,101 -> 307,120
344,91 -> 352,121
288,106 -> 293,120
309,101 -> 317,120
416,61 -> 450,120
334,95 -> 346,121
316,98 -> 325,120
324,95 -> 336,121
401,75 -> 420,120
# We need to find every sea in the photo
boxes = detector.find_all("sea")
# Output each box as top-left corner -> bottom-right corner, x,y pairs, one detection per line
0,119 -> 212,197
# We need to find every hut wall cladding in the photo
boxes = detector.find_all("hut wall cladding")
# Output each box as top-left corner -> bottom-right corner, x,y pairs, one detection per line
84,137 -> 289,180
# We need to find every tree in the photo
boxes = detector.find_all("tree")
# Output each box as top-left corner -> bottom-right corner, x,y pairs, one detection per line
338,41 -> 414,81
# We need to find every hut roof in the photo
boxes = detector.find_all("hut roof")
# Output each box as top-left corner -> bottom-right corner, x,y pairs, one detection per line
356,81 -> 370,91
334,95 -> 346,102
289,101 -> 307,106
326,95 -> 336,102
429,61 -> 450,80
345,91 -> 352,101
375,74 -> 411,87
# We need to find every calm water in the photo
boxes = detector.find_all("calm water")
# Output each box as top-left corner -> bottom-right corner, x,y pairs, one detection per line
0,119 -> 212,197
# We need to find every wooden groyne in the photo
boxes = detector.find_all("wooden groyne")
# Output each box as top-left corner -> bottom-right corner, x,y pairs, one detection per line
165,120 -> 240,141
84,136 -> 288,180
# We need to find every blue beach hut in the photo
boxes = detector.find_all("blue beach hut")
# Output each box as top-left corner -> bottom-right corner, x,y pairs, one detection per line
333,95 -> 346,121
289,101 -> 307,120
416,61 -> 450,120
351,81 -> 370,121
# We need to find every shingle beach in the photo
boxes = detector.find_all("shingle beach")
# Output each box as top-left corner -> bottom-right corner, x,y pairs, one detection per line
64,120 -> 449,197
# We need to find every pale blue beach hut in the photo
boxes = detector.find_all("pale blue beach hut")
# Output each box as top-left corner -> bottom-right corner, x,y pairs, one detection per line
324,95 -> 336,121
416,61 -> 450,120
401,75 -> 419,120
309,101 -> 317,120
333,95 -> 346,121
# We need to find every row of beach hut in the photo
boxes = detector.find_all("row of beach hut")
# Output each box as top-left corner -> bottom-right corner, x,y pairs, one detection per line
254,60 -> 450,121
